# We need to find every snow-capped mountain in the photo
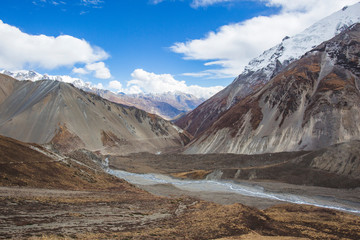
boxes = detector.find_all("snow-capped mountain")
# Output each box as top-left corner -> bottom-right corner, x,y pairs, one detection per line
0,69 -> 205,120
176,3 -> 360,137
185,23 -> 360,154
244,4 -> 360,81
0,70 -> 94,90
95,90 -> 204,120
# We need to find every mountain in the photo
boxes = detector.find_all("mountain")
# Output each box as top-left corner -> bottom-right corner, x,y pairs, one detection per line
0,70 -> 205,120
0,74 -> 191,155
184,23 -> 360,154
0,69 -> 94,90
175,3 -> 360,137
95,90 -> 204,120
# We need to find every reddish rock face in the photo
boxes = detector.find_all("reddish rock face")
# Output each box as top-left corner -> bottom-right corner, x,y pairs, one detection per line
185,24 -> 360,154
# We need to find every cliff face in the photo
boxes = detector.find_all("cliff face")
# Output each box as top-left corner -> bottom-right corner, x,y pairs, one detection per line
185,24 -> 360,154
0,76 -> 190,155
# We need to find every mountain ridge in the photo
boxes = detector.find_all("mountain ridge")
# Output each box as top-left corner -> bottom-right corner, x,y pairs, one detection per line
0,74 -> 191,155
184,23 -> 360,154
176,3 -> 360,137
0,69 -> 205,120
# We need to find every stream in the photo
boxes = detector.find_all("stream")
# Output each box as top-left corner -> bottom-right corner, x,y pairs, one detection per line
103,159 -> 360,214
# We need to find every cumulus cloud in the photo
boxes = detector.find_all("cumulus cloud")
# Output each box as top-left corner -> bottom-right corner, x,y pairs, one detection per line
85,62 -> 111,79
120,69 -> 224,99
0,19 -> 111,79
171,0 -> 359,78
73,62 -> 111,79
109,80 -> 123,92
72,67 -> 89,75
93,82 -> 104,89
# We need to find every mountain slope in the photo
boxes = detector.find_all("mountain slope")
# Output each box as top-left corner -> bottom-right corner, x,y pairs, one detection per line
176,3 -> 360,137
0,75 -> 190,155
0,134 -> 132,190
185,23 -> 360,154
0,70 -> 205,120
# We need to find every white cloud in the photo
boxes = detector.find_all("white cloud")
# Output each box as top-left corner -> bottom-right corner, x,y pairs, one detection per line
94,82 -> 104,89
124,69 -> 223,98
171,0 -> 359,78
81,0 -> 104,7
191,0 -> 232,8
182,72 -> 212,77
73,62 -> 111,79
108,69 -> 224,98
151,0 -> 165,4
72,67 -> 88,75
109,80 -> 123,92
0,19 -> 108,71
0,19 -> 111,79
85,62 -> 111,79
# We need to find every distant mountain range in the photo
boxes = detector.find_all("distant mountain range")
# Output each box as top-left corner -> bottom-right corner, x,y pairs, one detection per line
0,74 -> 191,155
94,89 -> 204,120
176,3 -> 360,137
0,70 -> 204,120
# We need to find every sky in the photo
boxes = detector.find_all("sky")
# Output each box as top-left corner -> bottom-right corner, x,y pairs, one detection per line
0,0 -> 358,98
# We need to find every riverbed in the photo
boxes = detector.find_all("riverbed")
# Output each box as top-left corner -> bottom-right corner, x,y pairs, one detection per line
104,159 -> 360,215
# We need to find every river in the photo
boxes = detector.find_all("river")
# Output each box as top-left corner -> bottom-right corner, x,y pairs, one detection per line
103,158 -> 360,214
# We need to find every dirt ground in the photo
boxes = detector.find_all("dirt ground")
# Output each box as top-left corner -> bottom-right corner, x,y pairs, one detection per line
0,186 -> 194,239
1,186 -> 360,240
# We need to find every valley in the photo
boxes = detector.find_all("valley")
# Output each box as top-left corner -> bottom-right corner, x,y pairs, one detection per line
1,2 -> 360,239
1,135 -> 360,239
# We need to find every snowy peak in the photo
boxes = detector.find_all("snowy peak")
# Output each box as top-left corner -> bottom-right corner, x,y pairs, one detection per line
0,70 -> 43,81
185,23 -> 360,154
0,69 -> 93,90
176,3 -> 360,137
244,2 -> 360,79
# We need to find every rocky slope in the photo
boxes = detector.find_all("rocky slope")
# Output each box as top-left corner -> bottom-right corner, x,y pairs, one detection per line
309,140 -> 360,179
185,23 -> 360,154
176,3 -> 360,137
0,70 -> 205,120
0,74 -> 190,155
0,134 -> 130,189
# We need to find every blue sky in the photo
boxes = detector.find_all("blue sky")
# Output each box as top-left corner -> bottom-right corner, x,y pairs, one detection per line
0,0 -> 357,98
